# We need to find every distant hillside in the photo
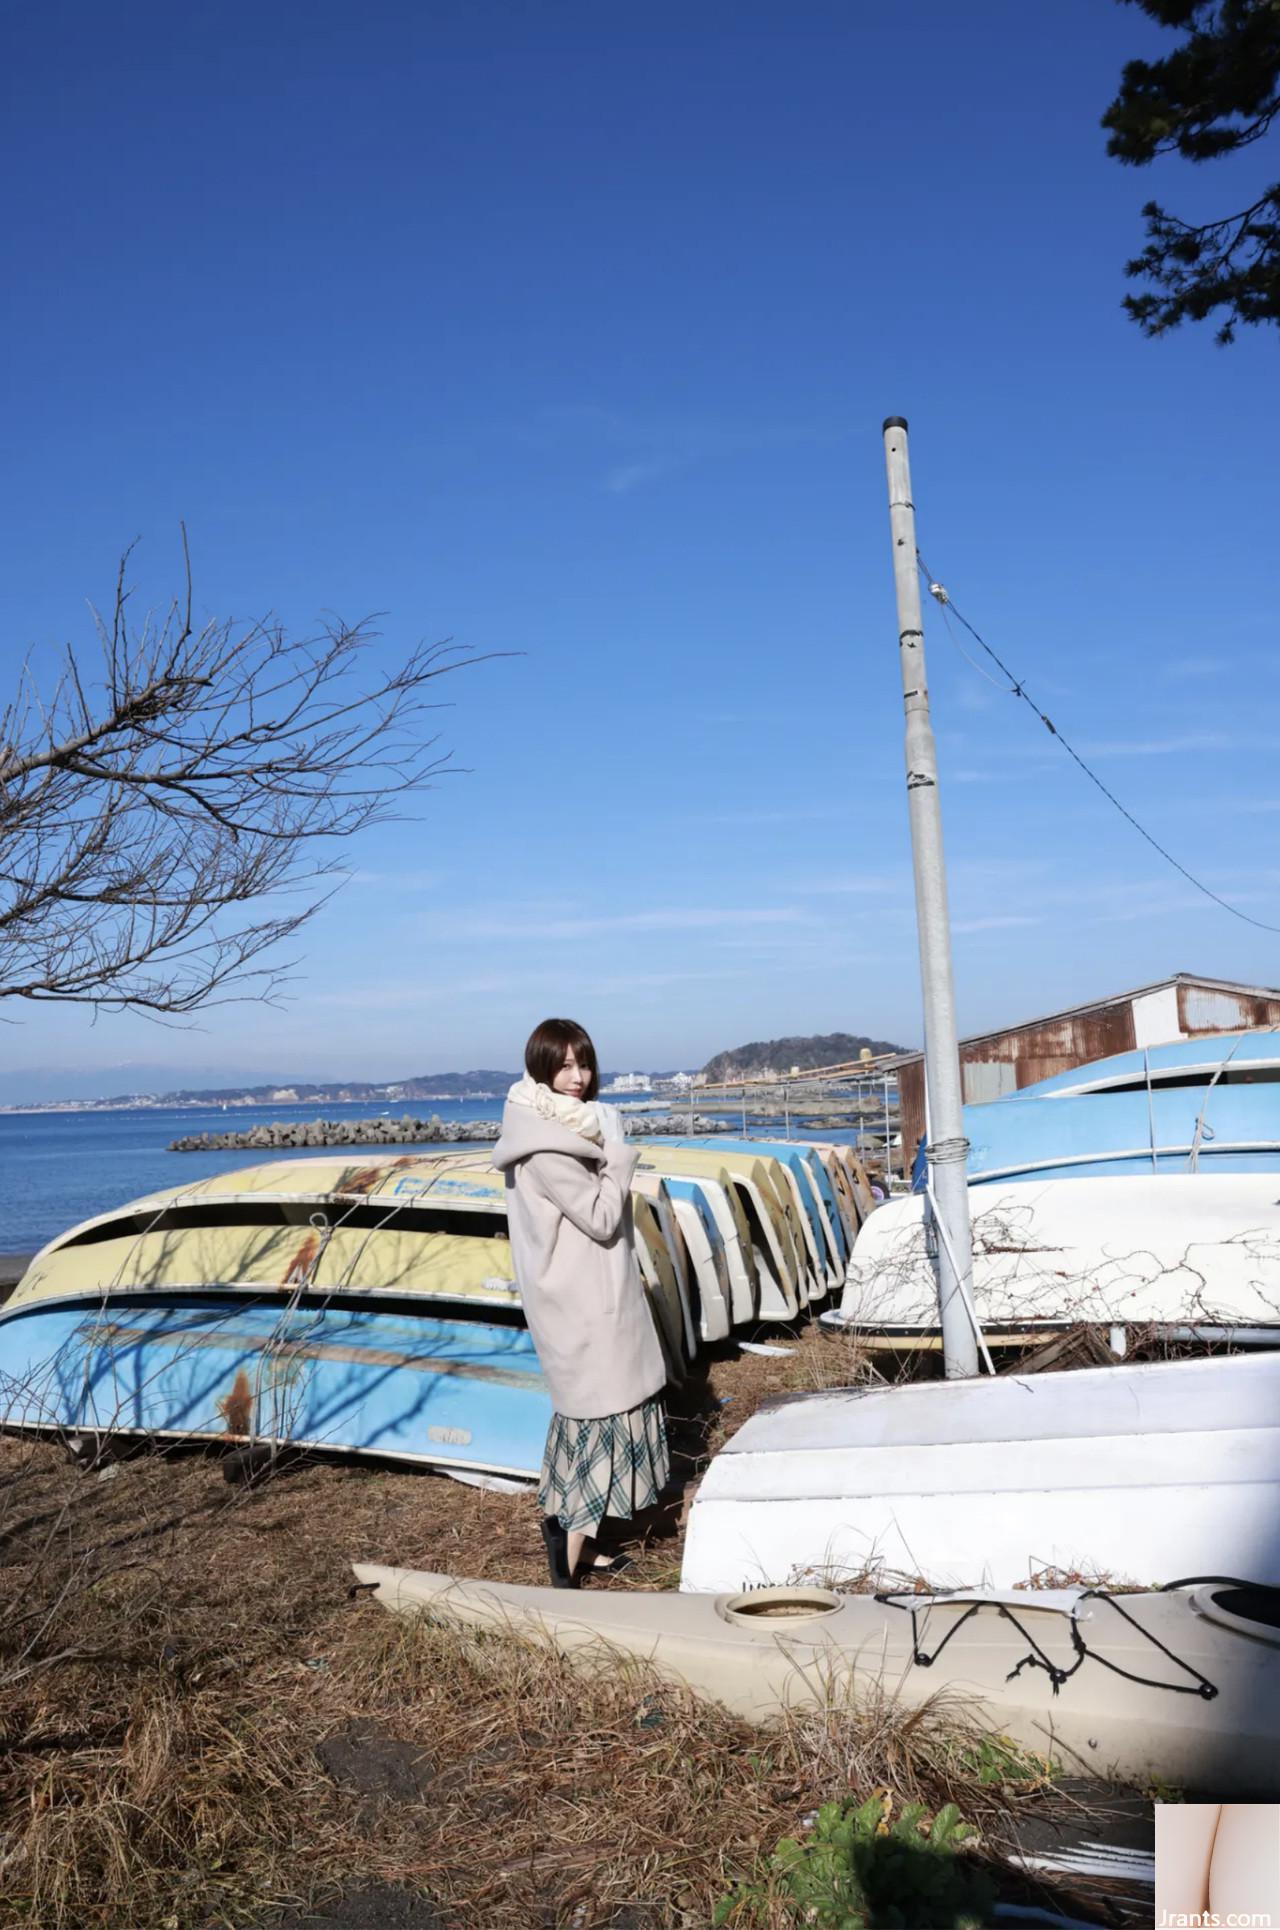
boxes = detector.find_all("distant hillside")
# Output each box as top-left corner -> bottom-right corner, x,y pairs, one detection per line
701,1032 -> 908,1082
398,1070 -> 520,1097
148,1070 -> 521,1106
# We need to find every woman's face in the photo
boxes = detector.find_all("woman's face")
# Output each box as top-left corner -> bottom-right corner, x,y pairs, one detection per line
552,1046 -> 589,1099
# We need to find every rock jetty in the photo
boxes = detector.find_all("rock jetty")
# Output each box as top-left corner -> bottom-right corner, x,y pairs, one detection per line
169,1113 -> 728,1153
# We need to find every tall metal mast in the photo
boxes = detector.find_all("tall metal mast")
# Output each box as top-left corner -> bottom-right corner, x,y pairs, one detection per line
882,417 -> 979,1378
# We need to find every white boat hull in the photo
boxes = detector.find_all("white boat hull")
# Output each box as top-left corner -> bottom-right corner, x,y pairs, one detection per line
679,1350 -> 1280,1592
352,1563 -> 1280,1796
837,1173 -> 1280,1335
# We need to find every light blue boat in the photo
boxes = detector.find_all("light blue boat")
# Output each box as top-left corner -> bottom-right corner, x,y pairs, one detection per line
1013,1029 -> 1280,1099
0,1293 -> 551,1478
963,1080 -> 1280,1185
662,1176 -> 734,1296
669,1138 -> 847,1279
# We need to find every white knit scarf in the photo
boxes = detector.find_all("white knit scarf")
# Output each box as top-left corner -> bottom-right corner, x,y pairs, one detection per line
506,1074 -> 605,1146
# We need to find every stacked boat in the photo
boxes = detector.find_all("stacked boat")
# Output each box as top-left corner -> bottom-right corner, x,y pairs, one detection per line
843,1028 -> 1280,1348
679,1347 -> 1280,1593
0,1137 -> 875,1481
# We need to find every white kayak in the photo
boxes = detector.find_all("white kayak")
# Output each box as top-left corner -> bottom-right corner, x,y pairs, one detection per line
679,1349 -> 1280,1593
836,1172 -> 1280,1339
352,1563 -> 1280,1796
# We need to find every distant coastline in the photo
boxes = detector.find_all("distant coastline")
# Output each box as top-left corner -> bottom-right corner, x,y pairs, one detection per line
0,1074 -> 683,1116
4,1031 -> 906,1112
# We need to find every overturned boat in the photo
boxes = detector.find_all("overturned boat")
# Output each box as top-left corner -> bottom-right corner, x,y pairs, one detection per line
679,1349 -> 1280,1594
1,1297 -> 552,1477
633,1172 -> 732,1343
634,1145 -> 799,1318
834,1171 -> 1280,1341
672,1137 -> 848,1288
0,1150 -> 687,1477
352,1562 -> 1280,1796
960,1081 -> 1280,1184
1016,1028 -> 1280,1099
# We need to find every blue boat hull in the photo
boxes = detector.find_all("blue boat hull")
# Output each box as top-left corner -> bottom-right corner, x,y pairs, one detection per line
962,1083 -> 1280,1185
0,1294 -> 552,1478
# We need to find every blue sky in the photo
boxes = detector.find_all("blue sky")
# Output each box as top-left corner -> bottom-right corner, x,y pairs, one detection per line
3,0 -> 1277,1097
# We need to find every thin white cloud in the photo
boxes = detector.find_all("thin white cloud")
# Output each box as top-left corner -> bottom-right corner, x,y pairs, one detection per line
314,964 -> 753,1013
1076,731 -> 1240,757
780,873 -> 905,896
952,914 -> 1043,934
519,401 -> 849,501
702,804 -> 854,826
314,972 -> 538,1011
1164,657 -> 1222,680
950,765 -> 1036,784
348,868 -> 443,890
440,905 -> 811,942
603,458 -> 673,495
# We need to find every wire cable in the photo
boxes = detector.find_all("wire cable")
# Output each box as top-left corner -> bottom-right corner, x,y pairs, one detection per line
917,554 -> 1280,936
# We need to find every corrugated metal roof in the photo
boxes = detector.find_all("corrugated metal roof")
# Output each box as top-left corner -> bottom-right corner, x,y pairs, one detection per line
888,973 -> 1280,1069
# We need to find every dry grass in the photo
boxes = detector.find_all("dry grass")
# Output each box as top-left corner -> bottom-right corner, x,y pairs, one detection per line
0,1328 -> 1108,1930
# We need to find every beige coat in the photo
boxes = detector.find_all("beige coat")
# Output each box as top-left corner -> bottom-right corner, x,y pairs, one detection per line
492,1102 -> 667,1420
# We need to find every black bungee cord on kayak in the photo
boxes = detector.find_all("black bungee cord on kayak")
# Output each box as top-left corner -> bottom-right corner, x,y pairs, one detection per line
874,1586 -> 1226,1701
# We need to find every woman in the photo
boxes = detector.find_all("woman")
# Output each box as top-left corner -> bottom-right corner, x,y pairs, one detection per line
492,1017 -> 669,1588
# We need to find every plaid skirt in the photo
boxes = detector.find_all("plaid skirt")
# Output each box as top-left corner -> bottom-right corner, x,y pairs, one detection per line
538,1397 -> 669,1534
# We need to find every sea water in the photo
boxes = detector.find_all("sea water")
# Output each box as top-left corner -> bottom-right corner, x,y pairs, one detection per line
0,1099 -> 507,1255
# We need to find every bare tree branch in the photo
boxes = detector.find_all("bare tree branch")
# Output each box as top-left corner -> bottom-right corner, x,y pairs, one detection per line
0,541 -> 508,1016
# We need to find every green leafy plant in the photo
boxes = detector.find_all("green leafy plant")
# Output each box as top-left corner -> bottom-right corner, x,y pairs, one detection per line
951,1734 -> 1059,1791
715,1794 -> 995,1929
1146,1774 -> 1185,1803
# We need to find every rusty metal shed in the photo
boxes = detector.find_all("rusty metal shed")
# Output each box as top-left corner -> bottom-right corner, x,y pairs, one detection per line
894,973 -> 1280,1175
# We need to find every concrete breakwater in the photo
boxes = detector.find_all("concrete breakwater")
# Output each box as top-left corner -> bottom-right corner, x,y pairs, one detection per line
169,1113 -> 730,1153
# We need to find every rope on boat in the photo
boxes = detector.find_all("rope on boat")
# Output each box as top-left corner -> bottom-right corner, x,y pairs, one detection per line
1187,1033 -> 1246,1173
875,1587 -> 1221,1701
921,1173 -> 997,1377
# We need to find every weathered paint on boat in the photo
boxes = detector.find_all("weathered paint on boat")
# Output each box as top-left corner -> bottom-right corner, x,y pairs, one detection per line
13,1154 -> 517,1310
352,1564 -> 1280,1796
15,1153 -> 683,1384
13,1212 -> 521,1314
963,1083 -> 1280,1184
680,1349 -> 1280,1593
835,1172 -> 1280,1337
0,1295 -> 551,1477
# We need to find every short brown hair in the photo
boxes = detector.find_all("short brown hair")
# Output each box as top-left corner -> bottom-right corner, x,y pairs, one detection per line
524,1017 -> 600,1100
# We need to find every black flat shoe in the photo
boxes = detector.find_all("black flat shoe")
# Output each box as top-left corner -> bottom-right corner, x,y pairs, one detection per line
540,1514 -> 577,1589
582,1538 -> 632,1577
